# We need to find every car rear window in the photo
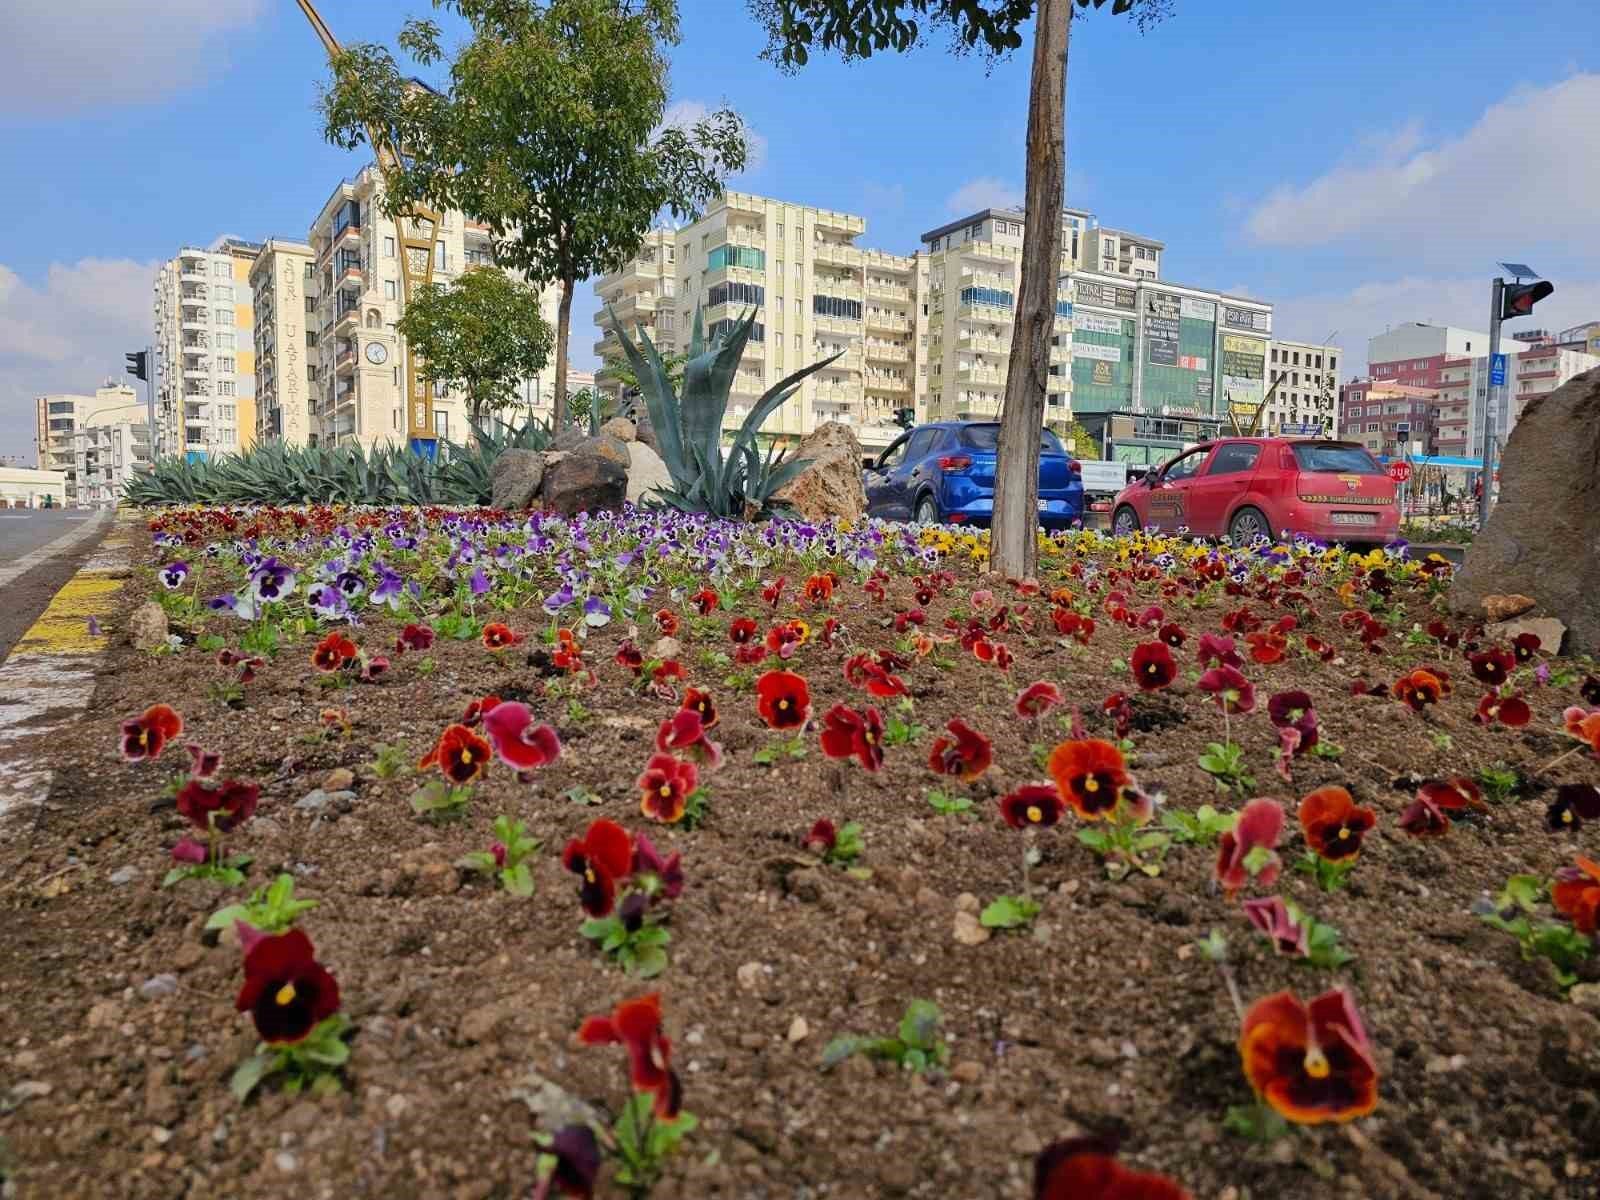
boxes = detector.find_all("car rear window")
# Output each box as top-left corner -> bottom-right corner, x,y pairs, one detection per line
1291,443 -> 1383,475
958,424 -> 1065,453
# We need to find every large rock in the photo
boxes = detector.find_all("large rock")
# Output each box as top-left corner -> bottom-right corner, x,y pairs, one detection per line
127,601 -> 168,652
1451,367 -> 1600,654
575,433 -> 631,471
550,426 -> 588,452
542,452 -> 627,518
626,442 -> 673,506
489,448 -> 544,511
631,407 -> 661,455
771,421 -> 867,523
599,416 -> 637,443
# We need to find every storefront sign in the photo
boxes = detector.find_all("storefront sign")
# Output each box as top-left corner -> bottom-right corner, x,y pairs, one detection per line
1223,306 -> 1272,334
1074,280 -> 1136,310
1180,297 -> 1216,321
1074,313 -> 1125,337
1074,342 -> 1122,363
1092,360 -> 1113,384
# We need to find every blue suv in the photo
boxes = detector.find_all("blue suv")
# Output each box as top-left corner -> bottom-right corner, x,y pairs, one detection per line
864,421 -> 1085,529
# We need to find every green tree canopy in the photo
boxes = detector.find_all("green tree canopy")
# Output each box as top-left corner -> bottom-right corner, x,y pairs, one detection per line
749,0 -> 1168,578
321,0 -> 749,431
395,267 -> 554,428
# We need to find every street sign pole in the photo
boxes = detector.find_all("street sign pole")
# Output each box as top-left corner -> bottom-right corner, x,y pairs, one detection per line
1480,278 -> 1503,527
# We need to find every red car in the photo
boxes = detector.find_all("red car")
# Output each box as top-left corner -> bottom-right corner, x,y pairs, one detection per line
1110,438 -> 1399,544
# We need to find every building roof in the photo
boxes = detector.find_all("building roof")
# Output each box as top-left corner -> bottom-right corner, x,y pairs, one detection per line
920,205 -> 1100,244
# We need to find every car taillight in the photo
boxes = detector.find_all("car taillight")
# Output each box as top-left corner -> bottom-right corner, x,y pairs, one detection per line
1068,459 -> 1082,475
937,454 -> 972,472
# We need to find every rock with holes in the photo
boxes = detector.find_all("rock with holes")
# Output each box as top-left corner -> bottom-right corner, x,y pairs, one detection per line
489,449 -> 544,511
127,601 -> 169,652
1452,367 -> 1600,654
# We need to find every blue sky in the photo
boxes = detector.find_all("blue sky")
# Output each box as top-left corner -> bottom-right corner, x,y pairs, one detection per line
2,0 -> 1597,458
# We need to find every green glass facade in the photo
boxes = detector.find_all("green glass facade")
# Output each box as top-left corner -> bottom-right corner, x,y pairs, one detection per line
707,245 -> 765,272
1069,313 -> 1134,415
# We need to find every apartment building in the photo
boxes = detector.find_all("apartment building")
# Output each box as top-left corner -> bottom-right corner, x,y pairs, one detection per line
1263,339 -> 1341,436
594,228 -> 678,395
1368,323 -> 1489,390
153,238 -> 261,459
1338,381 -> 1437,455
1081,226 -> 1164,281
33,384 -> 148,504
305,165 -> 561,449
249,238 -> 316,447
73,419 -> 152,509
920,208 -> 1083,429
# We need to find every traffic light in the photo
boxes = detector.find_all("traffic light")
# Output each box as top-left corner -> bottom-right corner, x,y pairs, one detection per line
125,350 -> 149,381
1501,280 -> 1554,321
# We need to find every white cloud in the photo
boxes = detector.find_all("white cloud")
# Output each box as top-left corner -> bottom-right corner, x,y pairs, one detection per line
660,99 -> 767,175
0,0 -> 264,117
945,177 -> 1023,216
1272,274 -> 1600,376
0,258 -> 157,459
1246,74 -> 1600,261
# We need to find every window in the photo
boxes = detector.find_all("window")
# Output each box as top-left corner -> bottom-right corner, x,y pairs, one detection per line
384,236 -> 395,258
218,380 -> 235,397
709,319 -> 763,343
904,429 -> 940,461
434,410 -> 449,439
215,308 -> 231,326
217,356 -> 235,373
1293,443 -> 1381,474
385,280 -> 397,300
958,424 -> 1064,454
658,311 -> 675,332
708,281 -> 764,308
707,244 -> 765,272
214,261 -> 229,277
1160,446 -> 1210,483
1271,349 -> 1279,363
435,242 -> 447,270
959,285 -> 1013,308
794,334 -> 801,351
813,295 -> 861,320
877,434 -> 911,470
215,332 -> 236,350
776,223 -> 784,238
1366,422 -> 1379,432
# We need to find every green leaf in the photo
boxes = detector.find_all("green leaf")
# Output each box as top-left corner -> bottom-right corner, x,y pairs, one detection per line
980,895 -> 1041,929
897,1000 -> 942,1050
230,1052 -> 275,1103
820,1036 -> 867,1070
630,944 -> 669,978
205,903 -> 251,931
502,862 -> 534,897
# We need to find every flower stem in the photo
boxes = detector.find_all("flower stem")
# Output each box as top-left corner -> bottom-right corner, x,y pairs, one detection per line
1214,956 -> 1246,1022
1540,745 -> 1585,777
1020,836 -> 1032,897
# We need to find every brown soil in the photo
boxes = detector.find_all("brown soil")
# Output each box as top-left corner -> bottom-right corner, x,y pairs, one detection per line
2,524 -> 1599,1200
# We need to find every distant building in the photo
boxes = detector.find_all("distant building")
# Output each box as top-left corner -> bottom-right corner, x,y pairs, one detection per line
1367,323 -> 1490,390
1263,339 -> 1341,437
33,384 -> 148,504
249,238 -> 317,447
73,420 -> 152,509
0,467 -> 67,509
1339,380 -> 1438,456
153,237 -> 263,459
594,228 -> 679,396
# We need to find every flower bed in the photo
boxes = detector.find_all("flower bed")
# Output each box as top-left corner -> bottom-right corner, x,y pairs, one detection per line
3,506 -> 1599,1198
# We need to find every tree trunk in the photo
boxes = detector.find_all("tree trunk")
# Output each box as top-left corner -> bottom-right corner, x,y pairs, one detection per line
990,0 -> 1070,582
552,277 -> 575,431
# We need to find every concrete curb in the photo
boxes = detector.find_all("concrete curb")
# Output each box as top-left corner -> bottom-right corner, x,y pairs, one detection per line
0,511 -> 142,835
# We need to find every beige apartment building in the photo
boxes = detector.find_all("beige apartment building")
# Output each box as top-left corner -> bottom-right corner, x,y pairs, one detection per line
1263,339 -> 1341,436
249,238 -> 316,447
594,191 -> 919,452
34,384 -> 149,504
303,165 -> 561,450
1081,225 -> 1164,281
153,238 -> 260,459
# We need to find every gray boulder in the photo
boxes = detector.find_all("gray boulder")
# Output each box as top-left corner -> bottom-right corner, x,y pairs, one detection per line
489,448 -> 544,511
575,433 -> 631,470
551,426 -> 588,452
542,452 -> 627,518
599,416 -> 637,443
1451,366 -> 1600,654
626,442 -> 674,506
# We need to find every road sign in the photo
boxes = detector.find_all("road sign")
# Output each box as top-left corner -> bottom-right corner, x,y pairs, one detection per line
1490,353 -> 1507,386
1387,461 -> 1412,484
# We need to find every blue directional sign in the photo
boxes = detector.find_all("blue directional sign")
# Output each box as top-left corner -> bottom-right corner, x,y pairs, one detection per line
1490,353 -> 1507,387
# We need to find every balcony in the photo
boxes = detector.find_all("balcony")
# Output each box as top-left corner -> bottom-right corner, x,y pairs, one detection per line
959,335 -> 1009,355
863,375 -> 911,395
181,284 -> 209,301
816,347 -> 862,373
596,259 -> 661,296
334,305 -> 359,332
957,302 -> 1012,327
335,347 -> 358,375
865,311 -> 911,333
865,282 -> 910,303
812,241 -> 863,269
183,381 -> 212,397
180,260 -> 208,277
181,308 -> 209,329
864,342 -> 909,363
183,354 -> 208,372
957,241 -> 1012,266
603,292 -> 657,325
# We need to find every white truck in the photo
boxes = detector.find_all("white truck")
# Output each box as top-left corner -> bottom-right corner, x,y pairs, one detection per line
1077,459 -> 1129,499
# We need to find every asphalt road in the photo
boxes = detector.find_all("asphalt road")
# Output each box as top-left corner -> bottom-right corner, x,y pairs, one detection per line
0,509 -> 115,661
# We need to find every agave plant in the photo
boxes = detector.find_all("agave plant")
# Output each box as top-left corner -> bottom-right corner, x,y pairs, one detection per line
608,304 -> 839,519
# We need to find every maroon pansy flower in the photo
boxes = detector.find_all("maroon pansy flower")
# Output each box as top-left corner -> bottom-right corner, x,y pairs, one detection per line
655,707 -> 722,769
1511,631 -> 1542,663
1130,641 -> 1177,691
1198,666 -> 1256,715
186,744 -> 221,779
120,703 -> 183,763
637,754 -> 697,824
1242,896 -> 1308,957
818,703 -> 886,772
1196,633 -> 1243,669
561,819 -> 633,917
1467,647 -> 1515,688
1015,680 -> 1064,720
175,778 -> 259,834
1215,797 -> 1284,897
482,701 -> 561,772
235,929 -> 340,1045
1548,784 -> 1600,833
999,785 -> 1065,830
928,718 -> 993,781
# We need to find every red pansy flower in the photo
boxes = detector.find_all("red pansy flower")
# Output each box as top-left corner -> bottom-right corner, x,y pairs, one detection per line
1511,631 -> 1542,662
614,641 -> 645,673
1417,776 -> 1485,815
1243,896 -> 1308,957
653,609 -> 680,636
894,608 -> 926,632
1398,791 -> 1451,837
1548,785 -> 1600,833
803,818 -> 838,854
844,652 -> 907,698
1239,988 -> 1378,1125
1130,641 -> 1177,691
637,753 -> 698,824
1215,797 -> 1285,897
482,701 -> 561,771
561,819 -> 633,917
1298,786 -> 1376,861
1033,1137 -> 1190,1200
1047,738 -> 1129,821
928,718 -> 993,781
577,993 -> 682,1120
1052,608 -> 1095,643
175,778 -> 259,834
728,616 -> 757,644
656,707 -> 722,769
764,620 -> 807,658
1015,680 -> 1065,720
482,622 -> 522,650
1158,622 -> 1188,649
1467,647 -> 1515,687
1245,631 -> 1288,664
755,670 -> 812,730
1303,635 -> 1336,662
682,687 -> 719,730
802,572 -> 835,606
761,576 -> 786,608
235,929 -> 341,1045
311,632 -> 358,672
818,616 -> 843,647
1000,785 -> 1065,830
1553,858 -> 1600,933
1198,666 -> 1256,715
1392,667 -> 1450,711
395,623 -> 435,653
418,723 -> 492,785
690,587 -> 719,615
1475,690 -> 1531,727
119,703 -> 184,763
818,703 -> 886,772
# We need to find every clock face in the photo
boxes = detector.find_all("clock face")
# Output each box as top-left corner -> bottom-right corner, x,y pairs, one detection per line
365,342 -> 388,365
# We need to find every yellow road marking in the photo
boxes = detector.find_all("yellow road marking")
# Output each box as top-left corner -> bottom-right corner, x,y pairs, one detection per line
13,573 -> 121,656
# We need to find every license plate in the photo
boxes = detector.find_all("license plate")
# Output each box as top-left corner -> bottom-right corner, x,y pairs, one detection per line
1037,500 -> 1051,511
1330,512 -> 1377,526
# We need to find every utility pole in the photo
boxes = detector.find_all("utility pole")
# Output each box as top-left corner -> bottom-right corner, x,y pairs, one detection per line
1480,278 -> 1502,528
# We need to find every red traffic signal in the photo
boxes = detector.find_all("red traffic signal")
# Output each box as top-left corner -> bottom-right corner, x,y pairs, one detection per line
1501,280 -> 1553,321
